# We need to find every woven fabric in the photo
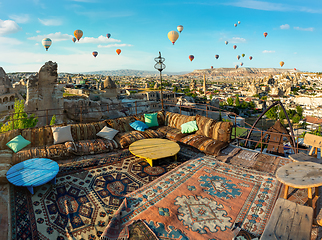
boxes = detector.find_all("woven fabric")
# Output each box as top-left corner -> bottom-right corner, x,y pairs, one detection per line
101,157 -> 282,240
114,131 -> 146,148
105,115 -> 141,133
45,144 -> 71,160
0,129 -> 21,150
211,121 -> 233,142
0,150 -> 13,164
70,121 -> 107,141
65,139 -> 119,155
128,220 -> 158,240
180,134 -> 228,155
226,149 -> 259,168
195,115 -> 216,138
156,126 -> 188,141
252,153 -> 280,174
140,129 -> 165,139
164,112 -> 196,130
11,146 -> 48,164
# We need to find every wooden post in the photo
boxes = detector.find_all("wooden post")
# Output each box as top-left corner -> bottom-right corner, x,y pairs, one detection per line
135,101 -> 137,115
80,106 -> 83,123
12,113 -> 14,130
260,130 -> 263,153
180,102 -> 182,115
107,104 -> 109,112
234,114 -> 237,141
46,109 -> 49,125
206,104 -> 208,118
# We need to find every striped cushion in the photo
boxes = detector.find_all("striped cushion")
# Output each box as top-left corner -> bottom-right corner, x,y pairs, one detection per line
180,134 -> 228,156
210,121 -> 233,142
195,115 -> 216,138
114,129 -> 164,148
156,126 -> 188,141
105,115 -> 142,133
12,147 -> 48,164
65,139 -> 119,155
164,112 -> 196,130
70,121 -> 107,141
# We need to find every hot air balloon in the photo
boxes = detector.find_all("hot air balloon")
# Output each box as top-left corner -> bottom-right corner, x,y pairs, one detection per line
116,49 -> 121,55
168,31 -> 179,45
237,55 -> 240,60
42,38 -> 52,51
177,25 -> 183,33
294,68 -> 297,71
234,23 -> 237,27
92,51 -> 98,57
211,66 -> 213,69
263,32 -> 268,38
242,53 -> 245,57
215,55 -> 219,59
74,30 -> 83,41
235,65 -> 239,69
189,55 -> 194,61
225,41 -> 228,45
106,33 -> 111,38
249,56 -> 253,60
240,62 -> 243,66
238,21 -> 241,24
280,61 -> 284,67
72,37 -> 76,43
233,45 -> 237,49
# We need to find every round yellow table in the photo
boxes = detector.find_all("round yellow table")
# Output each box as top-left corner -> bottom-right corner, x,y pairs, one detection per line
276,161 -> 322,207
129,138 -> 180,167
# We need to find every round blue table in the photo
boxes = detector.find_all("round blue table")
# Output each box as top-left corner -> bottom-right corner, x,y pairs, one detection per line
6,158 -> 59,194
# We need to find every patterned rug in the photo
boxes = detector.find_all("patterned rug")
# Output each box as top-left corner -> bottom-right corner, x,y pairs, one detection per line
101,156 -> 282,240
10,149 -> 197,240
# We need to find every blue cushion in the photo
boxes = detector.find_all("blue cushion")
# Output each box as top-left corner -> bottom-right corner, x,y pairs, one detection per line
6,135 -> 31,153
130,121 -> 149,132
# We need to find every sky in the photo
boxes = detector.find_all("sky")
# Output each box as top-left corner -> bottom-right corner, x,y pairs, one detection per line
0,0 -> 321,73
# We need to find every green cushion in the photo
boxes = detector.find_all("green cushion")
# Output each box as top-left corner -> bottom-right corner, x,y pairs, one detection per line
181,120 -> 198,133
6,135 -> 31,153
144,113 -> 159,128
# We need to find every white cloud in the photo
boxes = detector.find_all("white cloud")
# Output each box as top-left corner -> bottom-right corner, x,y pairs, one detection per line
79,35 -> 121,44
9,14 -> 30,24
36,30 -> 41,33
280,24 -> 290,30
28,32 -> 73,42
262,50 -> 275,53
35,43 -> 39,46
0,19 -> 22,35
38,18 -> 63,26
294,26 -> 314,31
98,43 -> 133,48
0,37 -> 23,45
230,37 -> 246,43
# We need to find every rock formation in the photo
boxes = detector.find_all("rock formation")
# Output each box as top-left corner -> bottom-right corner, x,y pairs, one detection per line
64,98 -> 102,122
100,76 -> 118,99
0,67 -> 12,95
25,61 -> 64,126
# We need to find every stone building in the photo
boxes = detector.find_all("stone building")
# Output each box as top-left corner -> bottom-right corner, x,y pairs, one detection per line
100,76 -> 119,99
0,67 -> 16,112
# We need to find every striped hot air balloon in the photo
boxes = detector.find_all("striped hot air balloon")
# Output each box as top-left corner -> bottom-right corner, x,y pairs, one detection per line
92,51 -> 98,57
42,38 -> 52,51
74,30 -> 83,41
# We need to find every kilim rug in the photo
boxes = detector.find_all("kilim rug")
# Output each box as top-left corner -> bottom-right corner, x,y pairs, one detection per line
10,149 -> 196,240
101,156 -> 282,240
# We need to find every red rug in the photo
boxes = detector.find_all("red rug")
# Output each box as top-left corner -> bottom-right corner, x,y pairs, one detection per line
101,156 -> 282,240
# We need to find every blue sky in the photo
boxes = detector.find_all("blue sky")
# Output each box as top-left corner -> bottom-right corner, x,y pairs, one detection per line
0,0 -> 321,73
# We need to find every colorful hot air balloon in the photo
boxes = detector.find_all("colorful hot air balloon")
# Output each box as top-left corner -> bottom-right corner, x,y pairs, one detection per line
263,32 -> 268,38
242,53 -> 245,57
235,65 -> 239,69
106,33 -> 111,38
215,55 -> 219,59
116,49 -> 121,55
240,62 -> 243,66
177,25 -> 183,33
237,55 -> 240,60
211,66 -> 213,69
234,23 -> 237,27
74,30 -> 83,41
294,68 -> 297,71
42,38 -> 52,51
249,56 -> 253,60
189,55 -> 194,61
168,31 -> 179,45
92,51 -> 98,57
72,37 -> 76,43
280,61 -> 284,67
238,21 -> 241,24
233,45 -> 237,49
225,41 -> 228,45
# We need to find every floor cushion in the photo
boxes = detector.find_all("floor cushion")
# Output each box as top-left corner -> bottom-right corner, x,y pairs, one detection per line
164,112 -> 196,130
12,146 -> 49,165
65,139 -> 119,155
156,126 -> 188,141
180,134 -> 228,156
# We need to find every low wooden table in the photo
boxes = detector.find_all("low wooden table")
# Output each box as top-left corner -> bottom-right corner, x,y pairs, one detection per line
129,138 -> 180,167
289,152 -> 322,164
276,162 -> 322,207
6,158 -> 59,194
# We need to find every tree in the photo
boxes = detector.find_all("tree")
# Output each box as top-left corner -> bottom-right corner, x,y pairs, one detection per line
0,99 -> 38,132
296,105 -> 303,118
261,96 -> 267,101
265,106 -> 278,120
235,94 -> 240,107
173,86 -> 178,93
248,101 -> 255,109
278,106 -> 286,121
227,97 -> 234,106
292,114 -> 301,124
253,94 -> 260,98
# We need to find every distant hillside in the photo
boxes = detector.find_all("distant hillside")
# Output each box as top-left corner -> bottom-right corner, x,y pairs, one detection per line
83,69 -> 189,77
185,67 -> 297,78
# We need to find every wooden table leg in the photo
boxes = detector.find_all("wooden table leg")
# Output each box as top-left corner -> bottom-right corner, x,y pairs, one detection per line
308,187 -> 313,207
174,154 -> 177,162
284,185 -> 289,199
316,187 -> 319,197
